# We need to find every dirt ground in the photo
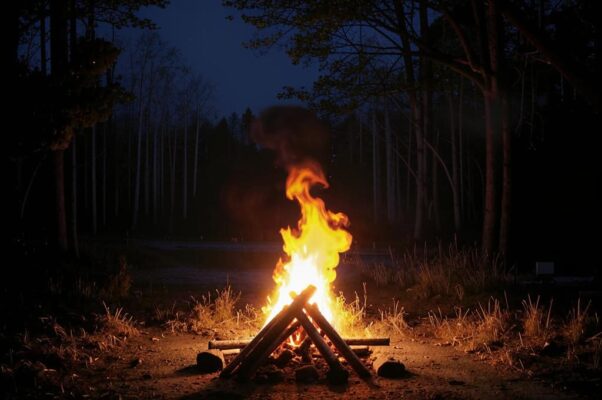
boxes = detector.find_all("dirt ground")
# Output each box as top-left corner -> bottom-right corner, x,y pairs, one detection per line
79,325 -> 579,400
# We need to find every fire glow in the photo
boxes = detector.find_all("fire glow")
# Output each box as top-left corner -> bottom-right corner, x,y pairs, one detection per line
262,161 -> 352,329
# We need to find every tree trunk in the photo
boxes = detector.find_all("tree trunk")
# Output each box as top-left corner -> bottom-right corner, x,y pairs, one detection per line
448,91 -> 462,231
50,0 -> 68,253
182,115 -> 188,219
193,110 -> 200,197
91,125 -> 97,234
371,107 -> 380,224
396,0 -> 424,240
481,89 -> 497,255
40,7 -> 46,74
71,136 -> 79,257
384,101 -> 395,223
53,150 -> 68,252
498,92 -> 511,257
132,68 -> 145,229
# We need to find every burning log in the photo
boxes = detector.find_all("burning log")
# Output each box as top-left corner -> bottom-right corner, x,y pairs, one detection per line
220,284 -> 378,382
236,319 -> 301,380
222,285 -> 316,379
219,303 -> 290,378
295,309 -> 349,384
209,336 -> 390,350
305,303 -> 372,378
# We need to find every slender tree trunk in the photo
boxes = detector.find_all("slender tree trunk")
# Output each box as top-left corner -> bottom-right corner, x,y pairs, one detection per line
448,91 -> 462,231
405,117 -> 412,213
71,136 -> 79,257
40,8 -> 46,74
53,150 -> 68,252
182,115 -> 188,218
384,101 -> 395,223
482,89 -> 497,255
132,74 -> 145,229
396,0 -> 424,240
498,92 -> 511,256
193,110 -> 200,197
458,79 -> 465,217
153,118 -> 159,224
145,116 -> 150,216
169,128 -> 177,234
50,0 -> 68,253
371,107 -> 380,224
91,125 -> 97,234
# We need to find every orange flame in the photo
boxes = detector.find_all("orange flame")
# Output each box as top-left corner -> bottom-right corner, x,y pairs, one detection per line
263,161 -> 352,327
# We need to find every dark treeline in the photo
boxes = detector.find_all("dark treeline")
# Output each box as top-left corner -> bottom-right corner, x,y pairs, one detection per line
8,1 -> 601,271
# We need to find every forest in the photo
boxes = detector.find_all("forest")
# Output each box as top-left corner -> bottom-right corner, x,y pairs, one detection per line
5,1 -> 602,399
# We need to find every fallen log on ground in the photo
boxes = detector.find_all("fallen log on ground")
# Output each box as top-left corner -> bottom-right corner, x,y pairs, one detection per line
209,336 -> 390,350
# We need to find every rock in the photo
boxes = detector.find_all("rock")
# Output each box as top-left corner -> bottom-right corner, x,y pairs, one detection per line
274,349 -> 295,368
264,365 -> 285,383
130,358 -> 142,368
541,340 -> 565,357
326,367 -> 349,385
196,350 -> 225,373
373,355 -> 406,378
295,365 -> 319,383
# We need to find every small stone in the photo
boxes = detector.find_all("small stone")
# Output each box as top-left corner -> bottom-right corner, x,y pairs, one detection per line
196,350 -> 225,373
274,349 -> 295,368
295,365 -> 319,383
130,358 -> 142,368
373,355 -> 406,379
541,341 -> 564,357
264,365 -> 285,383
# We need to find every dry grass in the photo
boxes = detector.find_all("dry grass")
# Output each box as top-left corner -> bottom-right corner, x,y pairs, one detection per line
428,296 -> 511,350
375,300 -> 408,336
160,285 -> 261,338
361,244 -> 508,300
428,307 -> 474,346
97,302 -> 139,338
521,295 -> 553,342
333,285 -> 369,337
473,297 -> 512,344
563,299 -> 592,360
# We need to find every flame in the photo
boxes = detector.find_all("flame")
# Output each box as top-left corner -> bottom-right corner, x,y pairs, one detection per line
263,161 -> 352,328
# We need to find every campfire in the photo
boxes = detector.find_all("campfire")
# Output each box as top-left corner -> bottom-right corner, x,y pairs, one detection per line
200,162 -> 393,383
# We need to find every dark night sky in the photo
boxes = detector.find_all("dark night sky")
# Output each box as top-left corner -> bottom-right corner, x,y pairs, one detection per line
122,0 -> 318,116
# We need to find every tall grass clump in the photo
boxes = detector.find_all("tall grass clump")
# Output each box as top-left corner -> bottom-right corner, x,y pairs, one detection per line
362,244 -> 509,299
521,295 -> 553,342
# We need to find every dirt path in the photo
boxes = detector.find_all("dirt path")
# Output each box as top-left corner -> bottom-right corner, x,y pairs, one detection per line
84,328 -> 577,400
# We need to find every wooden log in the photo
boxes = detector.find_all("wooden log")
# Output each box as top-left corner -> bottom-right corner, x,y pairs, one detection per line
295,309 -> 349,384
237,319 -> 301,380
219,304 -> 290,378
209,339 -> 253,350
305,303 -> 372,378
196,350 -> 225,373
373,355 -> 406,378
209,336 -> 390,350
233,285 -> 316,379
345,337 -> 390,346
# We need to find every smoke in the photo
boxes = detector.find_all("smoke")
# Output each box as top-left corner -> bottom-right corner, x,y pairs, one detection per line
250,106 -> 329,168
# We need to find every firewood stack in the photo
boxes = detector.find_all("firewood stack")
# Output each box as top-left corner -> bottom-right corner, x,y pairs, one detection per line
216,285 -> 381,384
